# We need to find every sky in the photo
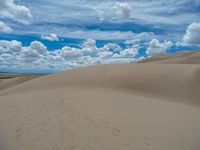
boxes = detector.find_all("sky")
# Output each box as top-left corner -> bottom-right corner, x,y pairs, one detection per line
0,0 -> 200,73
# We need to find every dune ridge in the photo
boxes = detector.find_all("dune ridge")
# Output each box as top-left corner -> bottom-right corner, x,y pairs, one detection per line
0,63 -> 200,150
0,75 -> 43,91
139,50 -> 200,64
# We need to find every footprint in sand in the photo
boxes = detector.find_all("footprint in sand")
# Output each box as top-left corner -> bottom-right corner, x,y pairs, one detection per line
112,128 -> 121,136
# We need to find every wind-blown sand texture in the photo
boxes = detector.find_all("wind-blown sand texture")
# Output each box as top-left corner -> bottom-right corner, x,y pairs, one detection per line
0,63 -> 200,150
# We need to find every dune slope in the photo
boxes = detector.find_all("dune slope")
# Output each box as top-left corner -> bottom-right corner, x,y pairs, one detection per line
0,75 -> 43,91
140,50 -> 200,64
0,64 -> 200,150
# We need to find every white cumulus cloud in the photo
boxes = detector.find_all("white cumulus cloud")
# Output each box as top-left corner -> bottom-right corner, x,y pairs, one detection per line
183,22 -> 200,45
0,39 -> 142,72
0,40 -> 22,53
119,47 -> 139,57
81,39 -> 99,56
60,46 -> 82,59
101,43 -> 122,52
41,34 -> 59,41
114,2 -> 132,19
28,41 -> 47,55
146,39 -> 173,56
0,0 -> 31,23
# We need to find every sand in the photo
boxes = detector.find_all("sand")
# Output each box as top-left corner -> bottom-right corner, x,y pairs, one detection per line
0,74 -> 43,91
139,50 -> 200,64
0,63 -> 200,150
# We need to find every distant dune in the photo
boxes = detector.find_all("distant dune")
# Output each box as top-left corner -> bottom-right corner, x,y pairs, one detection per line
0,55 -> 200,150
0,74 -> 43,91
139,50 -> 200,64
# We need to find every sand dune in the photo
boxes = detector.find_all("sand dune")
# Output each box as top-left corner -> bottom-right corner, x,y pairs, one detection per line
0,63 -> 200,150
140,50 -> 200,64
0,74 -> 43,91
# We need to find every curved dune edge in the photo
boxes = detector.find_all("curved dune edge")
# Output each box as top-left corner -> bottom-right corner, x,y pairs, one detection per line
0,75 -> 43,91
0,63 -> 200,150
139,50 -> 200,64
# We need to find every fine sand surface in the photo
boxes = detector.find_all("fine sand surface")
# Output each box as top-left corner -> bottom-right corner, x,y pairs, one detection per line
0,63 -> 200,150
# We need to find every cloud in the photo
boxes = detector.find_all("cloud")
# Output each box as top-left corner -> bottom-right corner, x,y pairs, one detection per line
41,34 -> 59,41
124,39 -> 141,45
98,51 -> 113,58
81,39 -> 99,56
0,40 -> 22,52
182,22 -> 200,45
0,21 -> 12,33
195,0 -> 200,6
119,47 -> 139,57
93,0 -> 200,26
175,41 -> 183,47
0,39 -> 141,72
52,29 -> 155,40
60,46 -> 82,59
146,39 -> 173,56
0,0 -> 31,22
100,43 -> 122,52
1,0 -> 199,44
28,41 -> 47,55
114,2 -> 132,19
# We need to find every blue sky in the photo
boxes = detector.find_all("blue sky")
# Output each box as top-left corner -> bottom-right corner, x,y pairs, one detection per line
0,0 -> 200,73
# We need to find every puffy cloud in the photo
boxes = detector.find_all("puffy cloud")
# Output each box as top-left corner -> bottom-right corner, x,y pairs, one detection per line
0,39 -> 141,72
124,39 -> 141,45
0,40 -> 47,58
18,41 -> 48,64
29,41 -> 47,55
0,40 -> 22,53
146,39 -> 173,56
98,51 -> 113,58
0,0 -> 31,22
119,47 -> 139,57
113,46 -> 140,58
183,23 -> 200,45
82,39 -> 96,48
0,21 -> 12,33
60,46 -> 82,59
9,40 -> 22,52
114,2 -> 132,19
0,40 -> 11,50
100,43 -> 122,52
98,43 -> 122,58
0,0 -> 31,37
41,34 -> 59,41
81,39 -> 98,56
